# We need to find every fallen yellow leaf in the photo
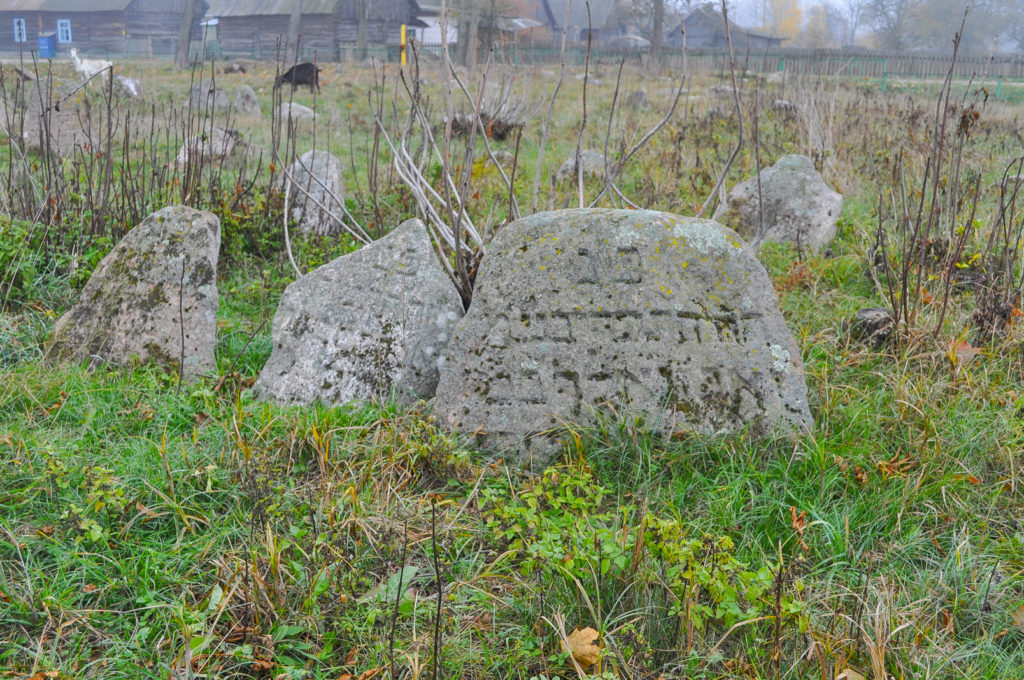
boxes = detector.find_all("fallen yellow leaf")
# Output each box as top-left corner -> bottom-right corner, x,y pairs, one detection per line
1012,604 -> 1024,630
565,626 -> 601,669
835,669 -> 866,680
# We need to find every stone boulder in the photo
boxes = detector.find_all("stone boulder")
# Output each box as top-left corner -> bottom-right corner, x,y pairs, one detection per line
624,89 -> 649,110
555,150 -> 607,183
188,80 -> 230,110
252,219 -> 464,406
49,206 -> 220,379
284,150 -> 344,236
433,208 -> 813,468
24,77 -> 97,156
714,154 -> 842,253
175,127 -> 240,166
276,102 -> 318,123
114,75 -> 142,98
233,85 -> 260,116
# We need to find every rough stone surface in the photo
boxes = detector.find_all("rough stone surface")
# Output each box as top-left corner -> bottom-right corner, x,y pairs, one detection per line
25,77 -> 97,156
624,90 -> 649,110
714,154 -> 843,253
49,206 -> 220,378
189,80 -> 230,110
253,219 -> 464,406
175,127 -> 240,166
433,208 -> 813,468
847,307 -> 893,346
555,150 -> 607,183
276,102 -> 319,122
233,85 -> 260,116
285,150 -> 345,235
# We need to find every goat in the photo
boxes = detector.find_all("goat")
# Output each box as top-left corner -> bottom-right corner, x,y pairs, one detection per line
69,47 -> 112,85
274,62 -> 321,93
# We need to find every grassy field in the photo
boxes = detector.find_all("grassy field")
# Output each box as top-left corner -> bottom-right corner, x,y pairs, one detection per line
2,52 -> 1024,679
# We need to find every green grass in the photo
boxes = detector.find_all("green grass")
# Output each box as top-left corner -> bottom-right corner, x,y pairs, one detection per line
2,57 -> 1024,679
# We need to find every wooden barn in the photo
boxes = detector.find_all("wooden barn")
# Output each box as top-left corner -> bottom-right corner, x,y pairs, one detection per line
205,0 -> 426,60
666,7 -> 783,50
1,0 -> 206,57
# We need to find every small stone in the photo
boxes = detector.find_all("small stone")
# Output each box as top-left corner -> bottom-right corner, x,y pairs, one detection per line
847,308 -> 893,346
48,206 -> 220,379
624,89 -> 649,110
714,154 -> 843,253
252,219 -> 464,405
276,102 -> 319,122
554,150 -> 607,183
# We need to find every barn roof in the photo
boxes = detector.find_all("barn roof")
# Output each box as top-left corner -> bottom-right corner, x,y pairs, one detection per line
206,0 -> 341,17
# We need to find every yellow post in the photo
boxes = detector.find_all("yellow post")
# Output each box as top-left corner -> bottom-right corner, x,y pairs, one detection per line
400,24 -> 406,66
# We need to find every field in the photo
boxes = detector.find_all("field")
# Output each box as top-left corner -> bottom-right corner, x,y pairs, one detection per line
2,48 -> 1024,679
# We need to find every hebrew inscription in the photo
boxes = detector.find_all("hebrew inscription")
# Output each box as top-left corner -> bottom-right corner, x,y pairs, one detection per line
433,209 -> 813,469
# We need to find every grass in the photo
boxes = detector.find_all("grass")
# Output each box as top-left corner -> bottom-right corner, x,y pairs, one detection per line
2,51 -> 1024,679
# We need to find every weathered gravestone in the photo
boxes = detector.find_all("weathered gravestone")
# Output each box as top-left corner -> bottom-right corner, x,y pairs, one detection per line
284,150 -> 344,235
276,102 -> 318,123
49,206 -> 220,379
714,154 -> 842,253
252,219 -> 464,406
433,209 -> 813,468
25,76 -> 98,156
555,150 -> 607,183
188,80 -> 230,110
175,127 -> 240,166
233,85 -> 260,116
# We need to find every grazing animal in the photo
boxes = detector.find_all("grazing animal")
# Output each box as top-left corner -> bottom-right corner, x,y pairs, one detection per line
274,62 -> 321,93
69,47 -> 112,85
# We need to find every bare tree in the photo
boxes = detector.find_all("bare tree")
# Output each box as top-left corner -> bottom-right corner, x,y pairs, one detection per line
173,0 -> 200,70
652,0 -> 665,58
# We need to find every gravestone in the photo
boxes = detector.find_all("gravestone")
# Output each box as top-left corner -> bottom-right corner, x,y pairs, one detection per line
276,102 -> 318,123
188,80 -> 230,110
48,206 -> 220,379
714,154 -> 843,253
555,150 -> 607,183
284,150 -> 344,235
233,85 -> 260,116
252,219 -> 463,406
175,127 -> 240,166
433,209 -> 813,468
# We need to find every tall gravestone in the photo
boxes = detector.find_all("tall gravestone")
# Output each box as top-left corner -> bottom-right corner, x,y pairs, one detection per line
48,206 -> 220,379
433,209 -> 813,468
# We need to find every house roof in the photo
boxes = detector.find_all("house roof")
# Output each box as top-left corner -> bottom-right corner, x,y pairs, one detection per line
38,0 -> 132,10
206,0 -> 340,17
546,0 -> 617,30
3,0 -> 46,11
681,7 -> 777,41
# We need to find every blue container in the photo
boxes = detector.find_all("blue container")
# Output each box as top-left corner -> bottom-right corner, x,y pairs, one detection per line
38,32 -> 56,59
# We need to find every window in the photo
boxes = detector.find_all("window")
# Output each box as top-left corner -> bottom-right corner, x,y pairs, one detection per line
13,18 -> 26,43
57,20 -> 71,44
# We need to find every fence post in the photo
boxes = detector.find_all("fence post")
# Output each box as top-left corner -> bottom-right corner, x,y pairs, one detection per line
997,75 -> 1003,100
778,56 -> 784,73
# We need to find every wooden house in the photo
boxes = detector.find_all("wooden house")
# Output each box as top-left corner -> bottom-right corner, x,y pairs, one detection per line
666,7 -> 783,50
205,0 -> 426,60
2,0 -> 206,57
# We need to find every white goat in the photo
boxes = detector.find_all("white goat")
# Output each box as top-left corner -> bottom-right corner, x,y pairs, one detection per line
69,47 -> 112,85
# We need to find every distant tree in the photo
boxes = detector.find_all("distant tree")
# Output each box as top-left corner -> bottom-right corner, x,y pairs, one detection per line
286,0 -> 302,64
173,0 -> 200,70
797,4 -> 832,47
864,0 -> 920,49
761,0 -> 802,42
